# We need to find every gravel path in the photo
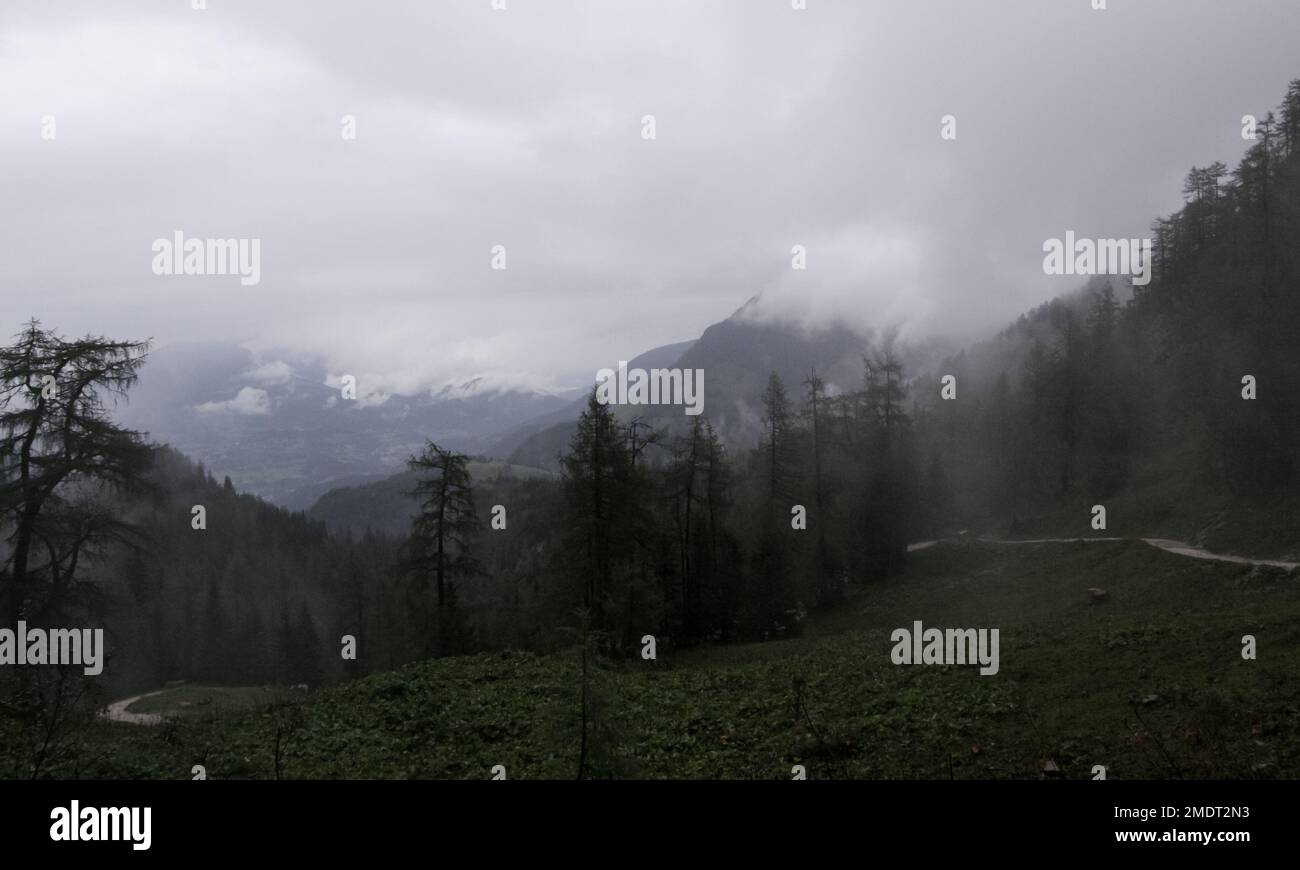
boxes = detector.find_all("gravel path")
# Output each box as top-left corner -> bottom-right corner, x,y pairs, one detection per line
102,691 -> 166,726
907,536 -> 1297,571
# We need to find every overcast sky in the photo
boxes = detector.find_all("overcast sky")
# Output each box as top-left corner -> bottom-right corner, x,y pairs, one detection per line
2,0 -> 1297,396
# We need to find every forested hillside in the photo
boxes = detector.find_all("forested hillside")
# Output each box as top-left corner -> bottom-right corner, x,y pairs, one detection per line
101,448 -> 407,695
911,80 -> 1300,555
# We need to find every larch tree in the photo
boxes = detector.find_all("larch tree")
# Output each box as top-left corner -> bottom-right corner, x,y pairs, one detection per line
0,319 -> 152,623
0,319 -> 152,777
406,441 -> 481,612
560,390 -> 636,637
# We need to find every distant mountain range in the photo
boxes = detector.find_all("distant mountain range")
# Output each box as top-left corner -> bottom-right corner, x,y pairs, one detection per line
498,297 -> 958,472
113,341 -> 575,507
114,297 -> 960,509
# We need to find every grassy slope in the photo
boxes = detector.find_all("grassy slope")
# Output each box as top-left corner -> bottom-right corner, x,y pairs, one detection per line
65,541 -> 1300,780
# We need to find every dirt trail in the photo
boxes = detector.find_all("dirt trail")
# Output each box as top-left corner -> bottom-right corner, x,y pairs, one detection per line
102,691 -> 166,726
907,536 -> 1298,571
1140,538 -> 1298,570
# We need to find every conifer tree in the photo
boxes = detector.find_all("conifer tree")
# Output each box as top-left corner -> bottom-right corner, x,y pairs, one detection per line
406,441 -> 481,610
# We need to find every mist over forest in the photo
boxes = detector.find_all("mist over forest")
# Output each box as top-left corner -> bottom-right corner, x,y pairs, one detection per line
3,4 -> 1299,815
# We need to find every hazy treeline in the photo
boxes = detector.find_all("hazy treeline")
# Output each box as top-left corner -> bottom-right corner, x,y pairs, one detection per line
104,449 -> 408,691
911,79 -> 1300,540
459,353 -> 918,655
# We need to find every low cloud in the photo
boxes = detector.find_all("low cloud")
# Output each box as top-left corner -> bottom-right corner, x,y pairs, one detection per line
244,360 -> 294,386
195,387 -> 272,416
4,0 -> 1297,392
